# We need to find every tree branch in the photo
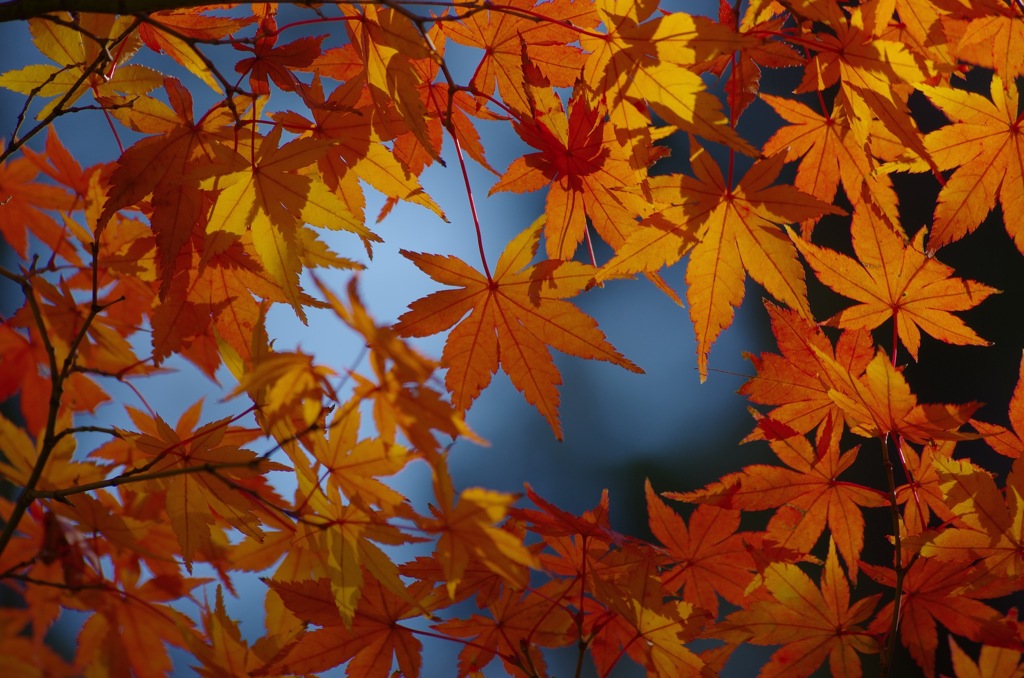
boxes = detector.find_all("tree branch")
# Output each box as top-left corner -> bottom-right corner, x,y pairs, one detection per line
0,0 -> 228,22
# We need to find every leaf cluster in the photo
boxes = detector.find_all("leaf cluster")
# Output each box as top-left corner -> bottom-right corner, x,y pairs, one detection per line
1,0 -> 1024,676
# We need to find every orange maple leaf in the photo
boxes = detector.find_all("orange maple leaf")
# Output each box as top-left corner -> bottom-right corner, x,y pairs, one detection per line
0,411 -> 105,491
293,461 -> 418,625
864,557 -> 1019,676
600,142 -> 837,380
646,480 -> 757,618
943,4 -> 1024,82
443,0 -> 598,116
589,548 -> 709,677
948,635 -> 1024,678
233,15 -> 324,94
914,75 -> 1024,253
579,3 -> 758,160
275,74 -> 445,222
184,586 -> 271,676
913,455 -> 1024,579
695,6 -> 803,122
228,348 -> 337,429
740,301 -> 875,441
306,408 -> 414,513
719,539 -> 879,678
393,27 -> 499,180
261,576 -> 437,678
0,135 -> 79,263
99,77 -> 239,297
315,276 -> 477,453
789,0 -> 936,171
140,8 -> 253,93
761,94 -> 901,232
0,13 -> 162,120
671,416 -> 887,580
201,124 -> 376,318
432,582 -> 575,676
894,440 -> 958,536
420,457 -> 538,598
813,347 -> 981,444
491,86 -> 652,260
119,400 -> 286,571
343,4 -> 437,159
790,209 -> 998,360
74,571 -> 202,677
394,219 -> 641,439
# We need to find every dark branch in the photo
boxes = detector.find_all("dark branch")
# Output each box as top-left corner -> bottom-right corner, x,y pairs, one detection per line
0,0 -> 233,22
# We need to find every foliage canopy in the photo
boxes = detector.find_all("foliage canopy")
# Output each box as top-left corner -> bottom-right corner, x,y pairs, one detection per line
1,0 -> 1024,676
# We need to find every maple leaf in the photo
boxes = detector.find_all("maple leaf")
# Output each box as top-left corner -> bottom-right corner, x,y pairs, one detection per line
512,482 -> 617,542
0,610 -> 73,677
445,0 -> 598,116
25,272 -> 142,376
646,480 -> 757,617
275,74 -> 445,222
948,635 -> 1024,678
420,457 -> 538,598
433,582 -> 575,676
695,3 -> 804,122
761,95 -> 901,232
895,440 -> 959,537
119,400 -> 287,571
314,276 -> 478,453
912,455 -> 1024,579
261,576 -> 436,678
391,27 -> 499,181
788,0 -> 936,170
201,124 -> 376,318
814,346 -> 982,444
719,539 -> 879,678
589,548 -> 709,677
674,416 -> 887,579
0,13 -> 161,120
0,137 -> 79,262
911,75 -> 1024,253
0,411 -> 105,491
228,348 -> 337,429
306,408 -> 414,513
394,218 -> 641,439
492,86 -> 653,260
234,15 -> 324,94
579,2 -> 758,161
293,462 -> 418,625
740,301 -> 875,441
943,4 -> 1024,81
790,209 -> 998,360
99,77 -> 241,298
140,8 -> 253,92
73,570 -> 202,677
184,586 -> 268,676
864,557 -> 1019,676
344,4 -> 437,159
600,141 -> 837,380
